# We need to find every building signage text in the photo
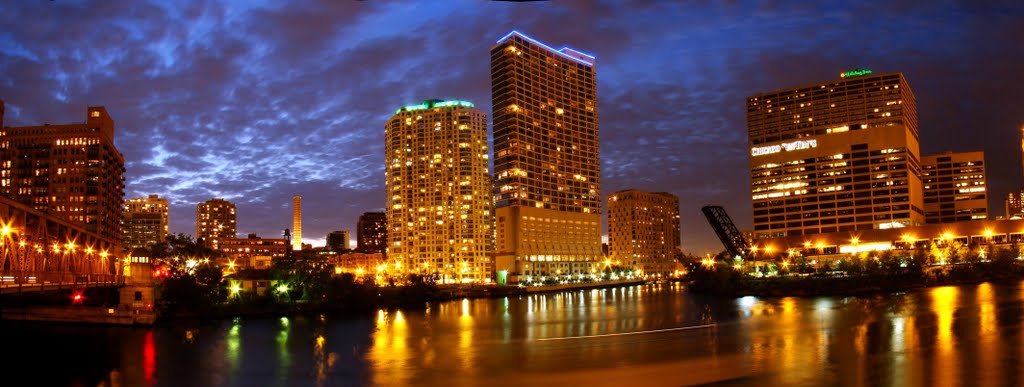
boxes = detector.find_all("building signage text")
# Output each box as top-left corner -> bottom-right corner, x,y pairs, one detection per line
751,139 -> 818,157
840,69 -> 873,78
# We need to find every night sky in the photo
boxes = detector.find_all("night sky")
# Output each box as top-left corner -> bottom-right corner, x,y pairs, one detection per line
1,1 -> 1022,253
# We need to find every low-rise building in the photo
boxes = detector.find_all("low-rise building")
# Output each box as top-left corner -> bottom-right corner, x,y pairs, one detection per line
218,234 -> 288,269
330,252 -> 385,277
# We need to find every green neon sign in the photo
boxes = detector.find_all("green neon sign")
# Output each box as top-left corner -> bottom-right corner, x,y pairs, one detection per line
395,99 -> 475,114
841,69 -> 873,78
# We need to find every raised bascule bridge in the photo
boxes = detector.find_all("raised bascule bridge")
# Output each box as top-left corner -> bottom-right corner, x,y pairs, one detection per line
701,205 -> 751,259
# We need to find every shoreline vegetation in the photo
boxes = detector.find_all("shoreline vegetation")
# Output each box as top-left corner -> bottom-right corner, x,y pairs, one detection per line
149,233 -> 648,323
161,278 -> 647,323
686,243 -> 1024,297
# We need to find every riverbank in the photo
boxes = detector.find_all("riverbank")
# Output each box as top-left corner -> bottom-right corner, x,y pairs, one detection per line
523,278 -> 645,294
687,262 -> 1024,297
160,279 -> 646,323
1,305 -> 157,326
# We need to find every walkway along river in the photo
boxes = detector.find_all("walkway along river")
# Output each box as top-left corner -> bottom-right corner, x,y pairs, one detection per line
4,280 -> 1023,386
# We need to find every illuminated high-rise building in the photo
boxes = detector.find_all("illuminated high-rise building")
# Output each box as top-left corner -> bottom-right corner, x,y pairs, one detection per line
747,70 -> 922,239
0,104 -> 126,241
607,190 -> 680,276
1006,190 -> 1024,219
292,195 -> 302,250
385,99 -> 493,282
490,31 -> 602,277
326,230 -> 350,251
921,151 -> 987,223
123,194 -> 170,250
357,211 -> 387,253
196,198 -> 236,249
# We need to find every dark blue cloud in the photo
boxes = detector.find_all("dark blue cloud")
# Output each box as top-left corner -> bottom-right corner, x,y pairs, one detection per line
1,0 -> 1022,252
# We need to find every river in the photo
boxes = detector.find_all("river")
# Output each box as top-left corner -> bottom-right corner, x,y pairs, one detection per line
5,281 -> 1024,386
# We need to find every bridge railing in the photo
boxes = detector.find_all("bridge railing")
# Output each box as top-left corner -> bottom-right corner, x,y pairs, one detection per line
0,270 -> 125,294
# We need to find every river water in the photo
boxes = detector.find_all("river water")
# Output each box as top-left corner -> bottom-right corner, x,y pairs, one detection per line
5,281 -> 1024,386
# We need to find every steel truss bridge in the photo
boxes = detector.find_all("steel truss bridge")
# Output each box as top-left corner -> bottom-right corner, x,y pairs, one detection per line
0,197 -> 124,295
701,205 -> 751,259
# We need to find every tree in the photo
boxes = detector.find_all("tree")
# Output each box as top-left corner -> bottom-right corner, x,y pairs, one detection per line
145,233 -> 225,262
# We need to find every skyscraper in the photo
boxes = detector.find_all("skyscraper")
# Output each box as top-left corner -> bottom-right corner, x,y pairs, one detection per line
746,70 -> 921,239
490,31 -> 601,278
326,230 -> 350,251
385,99 -> 493,283
196,198 -> 236,249
357,211 -> 387,253
124,194 -> 169,250
607,190 -> 681,276
921,151 -> 987,223
292,195 -> 302,250
0,104 -> 126,241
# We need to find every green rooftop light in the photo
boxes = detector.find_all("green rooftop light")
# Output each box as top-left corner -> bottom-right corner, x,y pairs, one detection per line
840,69 -> 873,78
395,99 -> 475,114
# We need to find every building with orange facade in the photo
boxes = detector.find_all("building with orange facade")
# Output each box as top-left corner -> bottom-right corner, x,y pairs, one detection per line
0,103 -> 125,242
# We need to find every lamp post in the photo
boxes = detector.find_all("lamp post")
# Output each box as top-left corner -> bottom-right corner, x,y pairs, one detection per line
99,251 -> 109,279
85,247 -> 93,280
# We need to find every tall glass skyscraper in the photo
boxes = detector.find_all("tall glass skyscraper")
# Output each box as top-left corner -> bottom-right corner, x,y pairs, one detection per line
490,31 -> 601,278
385,99 -> 493,283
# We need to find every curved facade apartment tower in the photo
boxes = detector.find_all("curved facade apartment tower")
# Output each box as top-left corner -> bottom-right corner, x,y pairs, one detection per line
385,99 -> 493,283
490,31 -> 601,278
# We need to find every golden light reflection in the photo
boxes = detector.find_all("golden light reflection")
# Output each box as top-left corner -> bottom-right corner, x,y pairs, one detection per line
368,309 -> 410,385
931,286 -> 960,383
314,334 -> 337,385
976,283 -> 999,382
459,298 -> 475,372
778,297 -> 799,385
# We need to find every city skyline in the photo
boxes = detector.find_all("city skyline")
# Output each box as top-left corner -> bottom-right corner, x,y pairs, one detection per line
1,2 -> 1022,253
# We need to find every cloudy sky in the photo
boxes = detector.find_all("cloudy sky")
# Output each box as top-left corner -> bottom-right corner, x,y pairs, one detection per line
1,1 -> 1022,253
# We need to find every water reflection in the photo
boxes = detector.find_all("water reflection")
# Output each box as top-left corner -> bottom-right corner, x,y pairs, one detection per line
931,286 -> 960,386
277,316 -> 291,382
7,281 -> 1024,386
225,317 -> 241,373
143,331 -> 155,385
